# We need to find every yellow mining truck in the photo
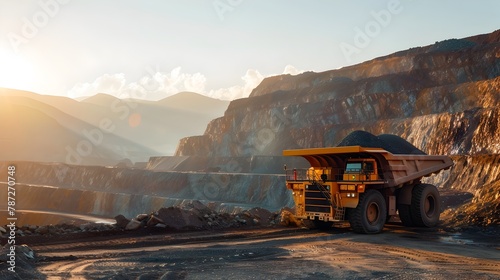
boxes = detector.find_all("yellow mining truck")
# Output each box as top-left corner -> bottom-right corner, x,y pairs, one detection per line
283,146 -> 453,233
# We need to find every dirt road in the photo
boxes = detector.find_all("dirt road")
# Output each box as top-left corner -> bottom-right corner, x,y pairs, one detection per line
27,224 -> 500,280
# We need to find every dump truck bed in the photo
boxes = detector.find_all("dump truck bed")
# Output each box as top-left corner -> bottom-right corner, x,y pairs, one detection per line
283,146 -> 453,188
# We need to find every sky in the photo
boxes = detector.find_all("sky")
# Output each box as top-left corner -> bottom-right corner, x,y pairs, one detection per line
0,0 -> 499,101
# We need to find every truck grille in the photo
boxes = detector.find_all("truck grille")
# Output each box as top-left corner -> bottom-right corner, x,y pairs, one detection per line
304,184 -> 331,213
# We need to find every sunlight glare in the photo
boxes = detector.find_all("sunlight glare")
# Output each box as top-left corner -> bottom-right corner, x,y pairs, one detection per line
0,49 -> 36,91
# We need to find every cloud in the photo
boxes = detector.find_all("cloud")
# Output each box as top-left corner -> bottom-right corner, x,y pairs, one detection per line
207,69 -> 264,100
68,73 -> 127,98
68,65 -> 305,101
147,67 -> 207,96
282,64 -> 303,75
207,65 -> 306,100
68,68 -> 207,101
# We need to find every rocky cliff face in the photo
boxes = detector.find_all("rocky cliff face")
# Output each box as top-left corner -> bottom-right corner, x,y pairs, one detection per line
176,30 -> 500,158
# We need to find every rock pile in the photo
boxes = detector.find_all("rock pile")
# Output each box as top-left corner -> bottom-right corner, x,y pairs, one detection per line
114,201 -> 288,231
0,202 -> 297,241
337,130 -> 425,155
0,244 -> 43,280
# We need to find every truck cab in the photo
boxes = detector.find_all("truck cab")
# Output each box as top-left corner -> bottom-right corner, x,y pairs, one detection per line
343,159 -> 378,181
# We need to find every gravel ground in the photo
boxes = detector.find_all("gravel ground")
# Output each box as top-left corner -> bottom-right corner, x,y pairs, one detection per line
8,225 -> 499,280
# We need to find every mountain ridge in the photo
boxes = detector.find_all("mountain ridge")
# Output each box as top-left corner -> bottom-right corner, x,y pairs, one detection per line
0,88 -> 229,165
248,29 -> 500,99
175,29 -> 500,158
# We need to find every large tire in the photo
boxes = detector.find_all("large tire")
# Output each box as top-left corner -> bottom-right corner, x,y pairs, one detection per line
410,184 -> 441,227
348,190 -> 387,234
397,204 -> 415,227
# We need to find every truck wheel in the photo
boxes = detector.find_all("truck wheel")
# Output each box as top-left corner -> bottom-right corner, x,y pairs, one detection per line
348,190 -> 387,234
411,184 -> 441,227
397,204 -> 415,227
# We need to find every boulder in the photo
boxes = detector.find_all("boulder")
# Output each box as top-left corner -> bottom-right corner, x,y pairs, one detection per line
136,213 -> 149,221
146,215 -> 165,227
244,207 -> 274,225
157,207 -> 205,230
125,219 -> 142,230
114,214 -> 131,229
35,225 -> 49,235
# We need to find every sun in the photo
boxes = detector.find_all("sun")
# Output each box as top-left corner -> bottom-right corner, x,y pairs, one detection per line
0,49 -> 36,91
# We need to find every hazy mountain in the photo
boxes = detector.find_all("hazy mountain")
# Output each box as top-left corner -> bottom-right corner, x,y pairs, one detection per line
0,89 -> 229,165
80,91 -> 230,154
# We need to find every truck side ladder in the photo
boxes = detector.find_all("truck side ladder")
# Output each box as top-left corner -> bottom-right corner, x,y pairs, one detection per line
310,172 -> 346,221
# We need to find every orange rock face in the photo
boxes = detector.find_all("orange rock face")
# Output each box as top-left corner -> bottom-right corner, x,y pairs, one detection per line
176,30 -> 500,158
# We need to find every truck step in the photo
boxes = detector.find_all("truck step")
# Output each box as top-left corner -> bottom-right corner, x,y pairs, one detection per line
334,207 -> 346,220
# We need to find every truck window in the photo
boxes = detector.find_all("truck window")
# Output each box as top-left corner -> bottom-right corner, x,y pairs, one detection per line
345,162 -> 362,173
364,162 -> 374,173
